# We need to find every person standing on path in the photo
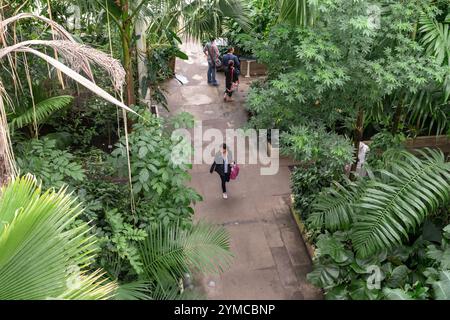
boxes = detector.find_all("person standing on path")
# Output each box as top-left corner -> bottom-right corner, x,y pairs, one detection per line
224,60 -> 239,102
203,38 -> 220,86
210,143 -> 233,199
222,47 -> 240,73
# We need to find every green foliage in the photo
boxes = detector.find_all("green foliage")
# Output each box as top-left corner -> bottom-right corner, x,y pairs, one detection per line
281,124 -> 354,219
307,149 -> 450,300
10,95 -> 73,131
245,0 -> 448,139
49,96 -> 119,149
138,222 -> 233,287
15,138 -> 86,189
0,175 -> 117,300
111,107 -> 202,228
366,131 -> 407,169
309,149 -> 450,258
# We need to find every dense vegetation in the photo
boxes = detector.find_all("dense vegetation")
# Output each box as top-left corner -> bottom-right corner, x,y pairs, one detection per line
0,0 -> 449,301
0,0 -> 246,300
229,0 -> 450,300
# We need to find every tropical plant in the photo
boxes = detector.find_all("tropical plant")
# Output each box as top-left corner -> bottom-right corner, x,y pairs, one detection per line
0,12 -> 135,188
9,95 -> 73,134
0,175 -> 117,300
15,137 -> 86,189
308,149 -> 450,258
137,221 -> 233,295
110,107 -> 201,227
281,124 -> 354,220
308,222 -> 450,300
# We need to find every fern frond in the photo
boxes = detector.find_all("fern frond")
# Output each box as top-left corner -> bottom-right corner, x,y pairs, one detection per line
308,178 -> 367,232
352,149 -> 450,258
10,95 -> 73,129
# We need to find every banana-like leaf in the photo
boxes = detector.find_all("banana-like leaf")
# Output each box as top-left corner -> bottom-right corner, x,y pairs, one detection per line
432,271 -> 450,300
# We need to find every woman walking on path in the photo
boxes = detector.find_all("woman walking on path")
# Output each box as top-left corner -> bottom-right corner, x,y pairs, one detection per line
210,144 -> 233,199
223,60 -> 239,102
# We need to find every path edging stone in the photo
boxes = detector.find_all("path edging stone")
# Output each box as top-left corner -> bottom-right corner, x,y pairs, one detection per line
289,195 -> 316,259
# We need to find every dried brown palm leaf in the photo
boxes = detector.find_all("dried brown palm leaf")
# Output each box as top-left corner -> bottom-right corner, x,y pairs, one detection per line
0,40 -> 125,92
0,13 -> 95,83
0,82 -> 16,188
0,13 -> 76,42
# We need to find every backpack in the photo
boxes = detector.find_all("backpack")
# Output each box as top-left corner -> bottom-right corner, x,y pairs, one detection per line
230,163 -> 240,180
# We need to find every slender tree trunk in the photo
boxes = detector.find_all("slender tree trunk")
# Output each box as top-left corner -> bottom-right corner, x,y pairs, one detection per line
351,107 -> 364,173
121,0 -> 135,107
391,102 -> 404,135
121,28 -> 135,106
0,114 -> 14,188
135,18 -> 149,101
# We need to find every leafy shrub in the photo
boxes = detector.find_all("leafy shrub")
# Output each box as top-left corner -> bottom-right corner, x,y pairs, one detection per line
307,149 -> 450,299
281,124 -> 354,220
308,224 -> 450,300
15,137 -> 85,189
366,130 -> 407,169
110,108 -> 202,228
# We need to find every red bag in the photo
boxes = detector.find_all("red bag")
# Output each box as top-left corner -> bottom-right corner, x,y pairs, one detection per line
230,163 -> 240,180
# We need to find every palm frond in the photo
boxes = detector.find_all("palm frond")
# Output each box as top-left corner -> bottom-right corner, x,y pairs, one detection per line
308,178 -> 367,232
278,0 -> 317,27
10,95 -> 73,130
115,280 -> 153,300
419,14 -> 450,66
0,175 -> 117,300
138,221 -> 233,288
352,149 -> 450,258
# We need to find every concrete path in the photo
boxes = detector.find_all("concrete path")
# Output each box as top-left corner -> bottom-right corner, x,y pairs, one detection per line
163,42 -> 322,300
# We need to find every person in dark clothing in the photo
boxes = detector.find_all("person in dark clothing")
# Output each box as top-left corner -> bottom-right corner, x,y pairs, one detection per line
210,143 -> 233,199
222,47 -> 240,73
223,60 -> 239,102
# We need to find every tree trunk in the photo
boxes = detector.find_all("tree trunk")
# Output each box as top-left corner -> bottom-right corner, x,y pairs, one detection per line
135,18 -> 149,100
121,0 -> 135,107
391,103 -> 404,135
122,28 -> 135,106
0,115 -> 14,188
351,107 -> 364,173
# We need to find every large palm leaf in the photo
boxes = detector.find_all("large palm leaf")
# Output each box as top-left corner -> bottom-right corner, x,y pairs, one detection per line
278,0 -> 317,27
0,175 -> 117,300
419,13 -> 450,101
138,221 -> 233,291
352,149 -> 450,258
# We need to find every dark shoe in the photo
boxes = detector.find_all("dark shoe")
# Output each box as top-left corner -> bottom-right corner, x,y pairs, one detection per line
212,83 -> 219,87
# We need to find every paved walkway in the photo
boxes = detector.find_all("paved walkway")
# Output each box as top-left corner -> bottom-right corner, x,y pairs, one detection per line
163,42 -> 322,300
